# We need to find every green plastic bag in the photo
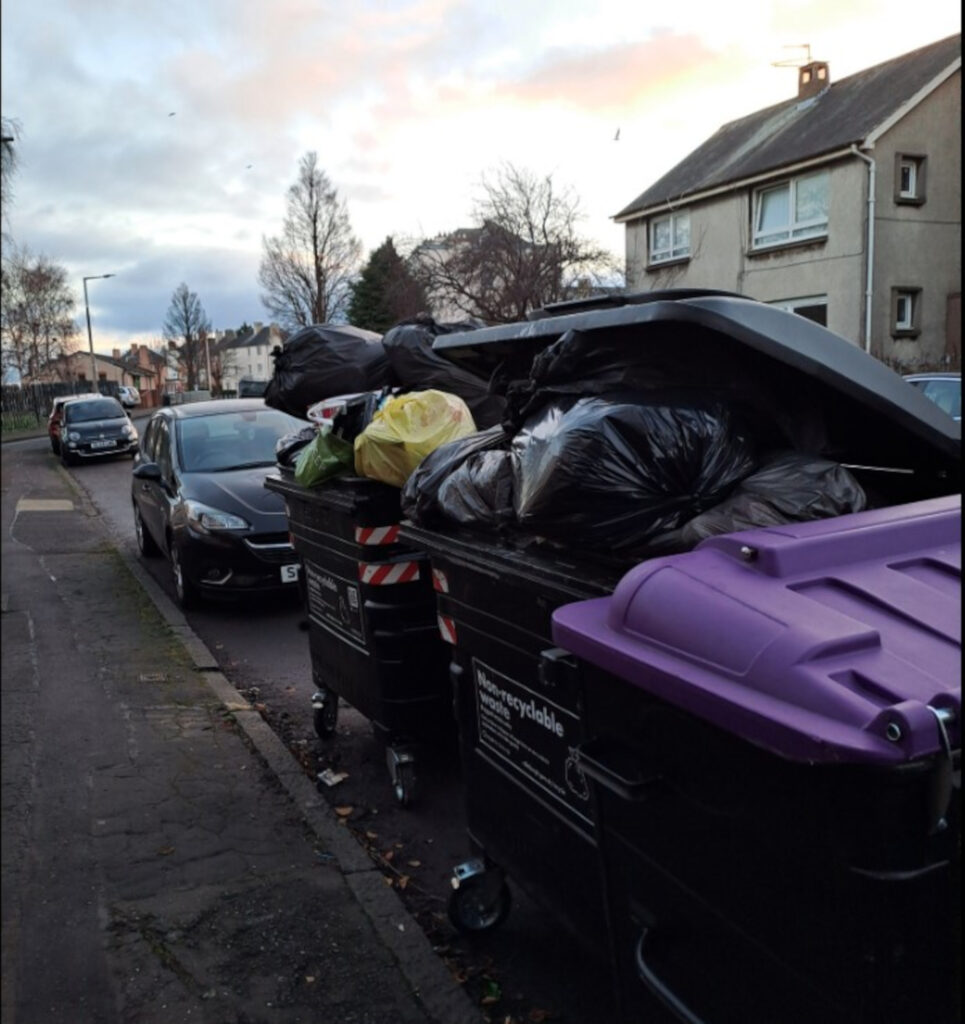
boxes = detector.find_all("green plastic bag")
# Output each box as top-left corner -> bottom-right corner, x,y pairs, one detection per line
294,425 -> 354,487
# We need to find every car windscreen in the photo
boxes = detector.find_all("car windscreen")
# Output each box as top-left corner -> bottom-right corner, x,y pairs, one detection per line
177,408 -> 306,472
64,399 -> 126,422
910,377 -> 961,420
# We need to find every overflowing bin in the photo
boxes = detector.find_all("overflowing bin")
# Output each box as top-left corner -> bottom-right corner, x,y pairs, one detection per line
265,469 -> 452,805
398,293 -> 961,997
399,521 -> 634,945
553,495 -> 961,1024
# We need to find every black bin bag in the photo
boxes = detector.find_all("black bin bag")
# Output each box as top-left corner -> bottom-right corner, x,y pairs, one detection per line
681,451 -> 867,543
512,391 -> 758,550
265,324 -> 393,419
382,317 -> 507,429
401,425 -> 512,526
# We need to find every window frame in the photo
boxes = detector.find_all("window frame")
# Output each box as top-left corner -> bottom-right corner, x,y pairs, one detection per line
891,287 -> 922,338
894,153 -> 926,206
648,210 -> 691,265
767,295 -> 828,327
751,170 -> 829,251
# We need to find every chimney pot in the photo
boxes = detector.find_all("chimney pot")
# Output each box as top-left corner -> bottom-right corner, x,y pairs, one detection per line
798,60 -> 830,100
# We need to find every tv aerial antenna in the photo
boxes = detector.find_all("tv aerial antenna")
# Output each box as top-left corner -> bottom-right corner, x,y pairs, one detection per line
771,44 -> 813,68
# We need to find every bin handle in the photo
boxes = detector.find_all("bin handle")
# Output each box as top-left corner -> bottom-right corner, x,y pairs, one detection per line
635,927 -> 708,1024
577,740 -> 661,801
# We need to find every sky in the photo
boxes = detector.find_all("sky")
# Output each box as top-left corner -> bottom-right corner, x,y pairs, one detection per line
1,0 -> 960,356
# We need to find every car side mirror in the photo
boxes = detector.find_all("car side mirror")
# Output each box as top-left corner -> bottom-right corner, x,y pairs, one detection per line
133,462 -> 163,481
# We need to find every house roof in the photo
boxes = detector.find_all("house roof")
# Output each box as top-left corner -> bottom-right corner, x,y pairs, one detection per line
615,33 -> 961,222
217,325 -> 287,352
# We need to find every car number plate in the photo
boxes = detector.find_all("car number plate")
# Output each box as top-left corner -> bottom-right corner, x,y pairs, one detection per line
280,564 -> 300,583
90,439 -> 115,449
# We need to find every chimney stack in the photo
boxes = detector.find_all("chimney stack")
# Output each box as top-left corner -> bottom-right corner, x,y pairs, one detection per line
798,61 -> 829,100
112,348 -> 121,359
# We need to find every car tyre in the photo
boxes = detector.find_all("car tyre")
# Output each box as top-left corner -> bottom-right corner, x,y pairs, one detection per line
170,542 -> 199,609
133,504 -> 161,558
61,448 -> 77,468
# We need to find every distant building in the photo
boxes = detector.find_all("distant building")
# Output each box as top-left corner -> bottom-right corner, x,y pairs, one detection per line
213,322 -> 286,394
616,34 -> 961,369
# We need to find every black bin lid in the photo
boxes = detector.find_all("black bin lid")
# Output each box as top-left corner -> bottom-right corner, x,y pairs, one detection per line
432,291 -> 959,477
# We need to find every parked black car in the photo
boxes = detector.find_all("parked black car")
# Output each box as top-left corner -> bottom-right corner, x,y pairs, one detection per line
131,398 -> 307,608
60,395 -> 139,465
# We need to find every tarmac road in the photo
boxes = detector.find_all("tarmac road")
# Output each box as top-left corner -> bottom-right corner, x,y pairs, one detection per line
4,431 -> 619,1024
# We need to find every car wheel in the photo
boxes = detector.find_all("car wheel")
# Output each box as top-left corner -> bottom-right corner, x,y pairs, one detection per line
61,448 -> 77,468
170,542 -> 199,609
133,503 -> 161,558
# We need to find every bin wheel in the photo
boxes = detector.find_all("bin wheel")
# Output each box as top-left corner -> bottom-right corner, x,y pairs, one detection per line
447,875 -> 512,933
393,761 -> 417,807
313,695 -> 338,738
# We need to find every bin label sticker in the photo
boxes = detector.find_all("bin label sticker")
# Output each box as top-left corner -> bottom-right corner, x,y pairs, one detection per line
305,562 -> 365,646
472,658 -> 591,828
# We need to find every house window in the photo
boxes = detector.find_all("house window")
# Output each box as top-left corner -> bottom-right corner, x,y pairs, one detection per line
752,170 -> 828,249
649,211 -> 690,264
769,295 -> 828,327
895,154 -> 926,205
892,288 -> 921,336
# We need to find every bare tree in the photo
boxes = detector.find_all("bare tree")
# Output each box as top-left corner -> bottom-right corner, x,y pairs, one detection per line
207,336 -> 239,396
258,152 -> 362,329
162,282 -> 211,391
1,116 -> 21,235
412,163 -> 621,323
1,244 -> 79,382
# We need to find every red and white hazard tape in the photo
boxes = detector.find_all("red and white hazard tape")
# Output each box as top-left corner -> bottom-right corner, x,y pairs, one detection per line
355,525 -> 400,546
431,568 -> 449,593
437,613 -> 457,645
358,561 -> 420,586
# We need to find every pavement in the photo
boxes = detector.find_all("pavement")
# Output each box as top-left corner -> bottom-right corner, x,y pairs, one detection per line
1,429 -> 481,1022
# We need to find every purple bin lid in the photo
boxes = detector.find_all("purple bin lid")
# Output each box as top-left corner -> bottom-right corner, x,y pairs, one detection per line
552,495 -> 961,764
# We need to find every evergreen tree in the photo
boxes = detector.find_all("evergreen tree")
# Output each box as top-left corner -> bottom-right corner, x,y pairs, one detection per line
347,237 -> 428,333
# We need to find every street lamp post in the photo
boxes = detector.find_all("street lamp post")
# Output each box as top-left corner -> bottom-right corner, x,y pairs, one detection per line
83,273 -> 115,390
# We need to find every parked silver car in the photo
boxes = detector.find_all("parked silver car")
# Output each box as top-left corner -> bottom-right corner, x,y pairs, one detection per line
903,372 -> 961,421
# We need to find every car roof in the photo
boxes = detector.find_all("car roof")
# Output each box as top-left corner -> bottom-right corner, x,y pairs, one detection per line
162,398 -> 272,419
904,372 -> 961,380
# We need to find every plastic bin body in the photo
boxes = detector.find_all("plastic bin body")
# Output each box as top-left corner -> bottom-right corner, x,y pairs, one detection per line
401,522 -> 634,952
552,496 -> 961,1024
266,471 -> 451,743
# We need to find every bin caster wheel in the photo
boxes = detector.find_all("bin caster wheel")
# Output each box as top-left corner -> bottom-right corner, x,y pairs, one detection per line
312,690 -> 338,738
392,760 -> 417,807
447,873 -> 512,932
386,747 -> 417,807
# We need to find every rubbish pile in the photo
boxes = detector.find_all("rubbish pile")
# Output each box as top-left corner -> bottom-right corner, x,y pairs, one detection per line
267,306 -> 873,557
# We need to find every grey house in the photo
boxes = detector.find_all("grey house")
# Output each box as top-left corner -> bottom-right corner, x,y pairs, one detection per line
615,34 -> 961,370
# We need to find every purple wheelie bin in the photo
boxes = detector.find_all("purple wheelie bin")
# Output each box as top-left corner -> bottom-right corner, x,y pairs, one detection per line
552,494 -> 961,1024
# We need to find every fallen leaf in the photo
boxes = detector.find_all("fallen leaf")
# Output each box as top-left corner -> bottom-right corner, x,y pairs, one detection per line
157,846 -> 175,856
365,830 -> 378,841
305,976 -> 316,984
481,995 -> 500,1006
397,875 -> 410,890
406,859 -> 421,868
334,806 -> 354,818
382,849 -> 395,862
528,1011 -> 552,1022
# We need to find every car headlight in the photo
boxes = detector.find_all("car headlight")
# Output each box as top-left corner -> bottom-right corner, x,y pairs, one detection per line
122,422 -> 137,438
184,500 -> 249,532
68,431 -> 80,441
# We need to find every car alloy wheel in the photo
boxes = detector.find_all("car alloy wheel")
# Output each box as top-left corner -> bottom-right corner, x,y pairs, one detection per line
170,543 -> 199,609
133,504 -> 160,557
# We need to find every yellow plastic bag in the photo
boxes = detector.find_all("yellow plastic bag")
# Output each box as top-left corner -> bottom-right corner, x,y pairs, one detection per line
354,390 -> 477,488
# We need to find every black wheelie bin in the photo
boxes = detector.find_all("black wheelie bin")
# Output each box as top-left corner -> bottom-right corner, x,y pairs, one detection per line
553,494 -> 961,1024
398,292 -> 961,973
265,467 -> 452,805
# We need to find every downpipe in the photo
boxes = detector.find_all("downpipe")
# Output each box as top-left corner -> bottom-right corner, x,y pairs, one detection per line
850,144 -> 876,354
